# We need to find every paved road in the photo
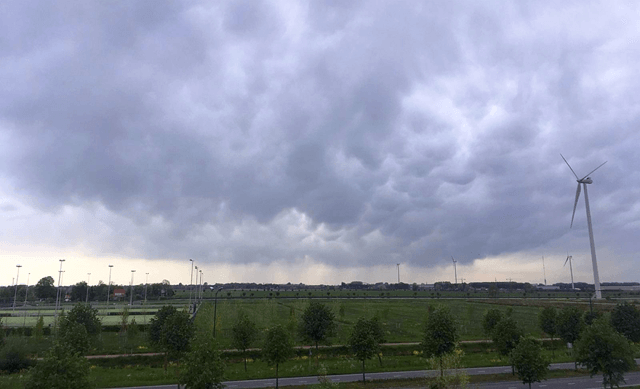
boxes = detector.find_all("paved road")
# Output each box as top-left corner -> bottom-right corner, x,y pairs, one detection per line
113,360 -> 640,389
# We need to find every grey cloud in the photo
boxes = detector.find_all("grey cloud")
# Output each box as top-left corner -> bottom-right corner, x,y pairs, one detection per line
1,1 -> 640,272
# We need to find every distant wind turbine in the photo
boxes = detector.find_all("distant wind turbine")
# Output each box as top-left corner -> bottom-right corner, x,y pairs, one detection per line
397,263 -> 400,284
564,254 -> 575,290
542,256 -> 547,285
451,256 -> 458,284
561,154 -> 607,299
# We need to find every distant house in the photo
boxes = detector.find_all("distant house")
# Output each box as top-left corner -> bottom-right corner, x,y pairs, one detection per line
113,288 -> 126,300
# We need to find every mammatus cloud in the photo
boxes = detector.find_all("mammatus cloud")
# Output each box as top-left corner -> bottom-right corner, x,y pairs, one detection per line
1,1 -> 640,285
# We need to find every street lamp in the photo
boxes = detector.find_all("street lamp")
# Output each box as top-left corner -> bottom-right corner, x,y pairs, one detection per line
213,287 -> 223,337
54,259 -> 65,323
106,264 -> 114,316
144,272 -> 149,305
189,259 -> 194,311
199,270 -> 203,301
86,273 -> 91,303
129,270 -> 136,306
12,265 -> 22,311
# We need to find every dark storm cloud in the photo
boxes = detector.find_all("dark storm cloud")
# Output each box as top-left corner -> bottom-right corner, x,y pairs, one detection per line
1,1 -> 639,269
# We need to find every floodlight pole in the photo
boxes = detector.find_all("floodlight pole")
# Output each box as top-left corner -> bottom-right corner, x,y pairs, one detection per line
189,259 -> 194,312
129,270 -> 136,306
23,272 -> 30,327
213,287 -> 223,337
54,259 -> 65,323
144,272 -> 149,305
583,183 -> 602,299
106,265 -> 113,315
12,265 -> 22,311
86,273 -> 91,303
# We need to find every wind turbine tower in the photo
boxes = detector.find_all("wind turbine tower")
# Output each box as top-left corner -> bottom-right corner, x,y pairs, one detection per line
561,154 -> 607,299
396,263 -> 400,284
542,256 -> 547,285
451,256 -> 458,284
564,254 -> 575,290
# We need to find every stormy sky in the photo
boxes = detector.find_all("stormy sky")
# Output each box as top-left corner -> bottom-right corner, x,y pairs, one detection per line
1,1 -> 639,287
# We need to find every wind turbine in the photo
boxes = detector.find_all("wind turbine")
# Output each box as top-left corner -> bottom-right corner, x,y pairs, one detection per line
542,256 -> 547,285
564,254 -> 575,290
451,256 -> 458,284
561,154 -> 607,299
396,263 -> 400,284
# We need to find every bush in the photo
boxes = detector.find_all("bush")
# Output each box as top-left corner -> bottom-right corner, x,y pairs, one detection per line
0,340 -> 35,373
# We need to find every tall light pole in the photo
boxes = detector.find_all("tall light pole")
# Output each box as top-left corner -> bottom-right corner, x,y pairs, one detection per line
23,272 -> 30,327
144,272 -> 149,305
106,264 -> 113,315
213,287 -> 223,337
54,259 -> 65,323
129,270 -> 136,306
199,270 -> 203,301
86,273 -> 91,303
12,265 -> 22,311
189,259 -> 194,312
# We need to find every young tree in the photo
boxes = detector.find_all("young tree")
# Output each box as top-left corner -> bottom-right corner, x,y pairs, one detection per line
262,325 -> 294,389
349,317 -> 382,382
33,316 -> 45,341
610,302 -> 640,343
65,303 -> 102,337
24,342 -> 94,389
179,331 -> 225,389
557,306 -> 584,369
299,301 -> 337,351
492,316 -> 523,357
231,311 -> 259,371
159,310 -> 194,368
148,305 -> 178,345
482,309 -> 503,337
149,306 -> 194,370
576,317 -> 636,389
420,305 -> 458,377
538,306 -> 558,356
510,336 -> 549,389
58,319 -> 91,356
369,316 -> 386,366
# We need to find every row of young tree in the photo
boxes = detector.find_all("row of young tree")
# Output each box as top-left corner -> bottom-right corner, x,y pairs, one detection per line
3,301 -> 638,388
483,302 -> 639,389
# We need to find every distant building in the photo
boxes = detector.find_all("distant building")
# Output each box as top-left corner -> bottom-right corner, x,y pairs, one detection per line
113,288 -> 126,299
536,285 -> 560,291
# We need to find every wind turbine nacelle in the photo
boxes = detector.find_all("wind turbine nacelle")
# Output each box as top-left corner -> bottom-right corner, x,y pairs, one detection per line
579,177 -> 593,184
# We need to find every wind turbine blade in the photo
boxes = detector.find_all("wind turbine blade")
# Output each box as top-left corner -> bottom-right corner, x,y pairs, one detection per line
561,154 -> 579,179
580,161 -> 608,180
564,256 -> 570,267
571,183 -> 581,228
451,256 -> 456,264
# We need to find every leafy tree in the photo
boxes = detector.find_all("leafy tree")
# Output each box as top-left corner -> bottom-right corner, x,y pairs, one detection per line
491,316 -> 523,357
557,306 -> 584,369
576,317 -> 636,389
160,310 -> 194,366
179,331 -> 225,389
557,306 -> 584,346
65,303 -> 102,337
70,281 -> 90,302
369,316 -> 386,366
58,319 -> 90,355
349,317 -> 383,382
610,302 -> 640,343
510,336 -> 549,389
34,276 -> 57,300
24,342 -> 94,389
33,316 -> 45,341
482,309 -> 503,337
538,307 -> 558,356
231,311 -> 259,371
148,305 -> 178,345
262,325 -> 294,389
299,302 -> 337,351
0,337 -> 34,373
420,305 -> 458,377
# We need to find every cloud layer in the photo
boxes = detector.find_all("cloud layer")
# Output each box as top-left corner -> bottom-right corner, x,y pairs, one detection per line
1,1 -> 640,284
